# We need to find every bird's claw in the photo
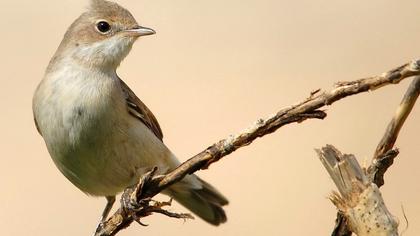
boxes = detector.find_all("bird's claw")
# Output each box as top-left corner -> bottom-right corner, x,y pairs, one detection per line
121,167 -> 158,212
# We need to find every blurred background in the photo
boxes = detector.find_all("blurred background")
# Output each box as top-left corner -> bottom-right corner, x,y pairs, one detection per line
1,0 -> 419,235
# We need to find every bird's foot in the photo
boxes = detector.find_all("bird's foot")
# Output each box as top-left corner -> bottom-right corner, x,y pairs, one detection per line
122,167 -> 158,212
120,168 -> 192,226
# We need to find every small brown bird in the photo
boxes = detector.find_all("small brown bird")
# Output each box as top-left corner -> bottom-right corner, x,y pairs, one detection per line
32,0 -> 228,226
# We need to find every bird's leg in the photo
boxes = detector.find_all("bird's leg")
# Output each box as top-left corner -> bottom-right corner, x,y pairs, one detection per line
101,196 -> 116,222
94,196 -> 116,235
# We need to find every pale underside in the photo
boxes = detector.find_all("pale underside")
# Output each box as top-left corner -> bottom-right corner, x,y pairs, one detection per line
33,59 -> 197,196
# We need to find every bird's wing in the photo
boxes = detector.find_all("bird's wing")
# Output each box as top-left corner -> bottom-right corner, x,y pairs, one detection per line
119,78 -> 164,141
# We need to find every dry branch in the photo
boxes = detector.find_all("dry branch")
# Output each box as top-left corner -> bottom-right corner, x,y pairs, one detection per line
332,75 -> 420,236
374,76 -> 420,159
318,145 -> 399,236
95,59 -> 420,236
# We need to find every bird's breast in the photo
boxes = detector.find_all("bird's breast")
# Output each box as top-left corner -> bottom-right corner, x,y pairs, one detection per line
33,64 -> 130,194
35,66 -> 121,147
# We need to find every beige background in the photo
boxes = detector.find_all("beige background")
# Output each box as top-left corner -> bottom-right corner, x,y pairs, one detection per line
1,0 -> 419,235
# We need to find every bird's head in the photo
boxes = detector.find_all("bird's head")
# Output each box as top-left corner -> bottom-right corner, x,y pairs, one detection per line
54,0 -> 155,70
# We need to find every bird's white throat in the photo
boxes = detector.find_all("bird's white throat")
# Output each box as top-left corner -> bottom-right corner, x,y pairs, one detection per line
71,35 -> 135,69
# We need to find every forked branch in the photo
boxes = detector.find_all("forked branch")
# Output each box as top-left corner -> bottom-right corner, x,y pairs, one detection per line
331,75 -> 420,236
95,59 -> 420,236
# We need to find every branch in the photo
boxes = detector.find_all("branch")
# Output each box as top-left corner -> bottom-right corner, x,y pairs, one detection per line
95,59 -> 420,236
332,75 -> 420,236
374,75 -> 420,159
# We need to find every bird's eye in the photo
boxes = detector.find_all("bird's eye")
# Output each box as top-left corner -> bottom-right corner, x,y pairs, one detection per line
96,21 -> 111,33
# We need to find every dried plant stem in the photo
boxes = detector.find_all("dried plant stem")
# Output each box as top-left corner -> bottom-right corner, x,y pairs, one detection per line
318,146 -> 398,236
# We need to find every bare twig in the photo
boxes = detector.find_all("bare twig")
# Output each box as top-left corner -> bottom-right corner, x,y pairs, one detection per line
374,76 -> 420,159
95,60 -> 420,236
332,76 -> 420,236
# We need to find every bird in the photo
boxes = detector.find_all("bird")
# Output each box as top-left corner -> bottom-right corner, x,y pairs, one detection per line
32,0 -> 228,226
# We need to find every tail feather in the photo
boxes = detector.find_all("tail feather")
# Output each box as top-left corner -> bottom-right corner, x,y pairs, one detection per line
168,175 -> 228,225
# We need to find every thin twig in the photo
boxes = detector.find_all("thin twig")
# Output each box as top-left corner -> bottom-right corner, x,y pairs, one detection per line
374,76 -> 420,159
95,60 -> 420,236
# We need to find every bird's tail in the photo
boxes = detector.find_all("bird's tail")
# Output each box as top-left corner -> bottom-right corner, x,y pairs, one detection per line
167,175 -> 228,225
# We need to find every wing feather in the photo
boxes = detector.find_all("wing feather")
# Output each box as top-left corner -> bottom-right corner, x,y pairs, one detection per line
119,78 -> 164,141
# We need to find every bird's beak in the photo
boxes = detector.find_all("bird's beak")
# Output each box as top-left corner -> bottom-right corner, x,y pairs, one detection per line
124,26 -> 156,37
